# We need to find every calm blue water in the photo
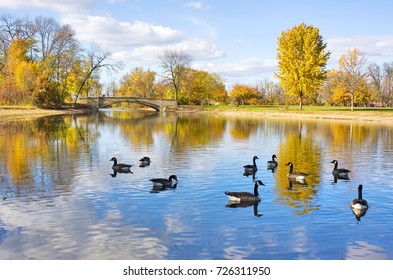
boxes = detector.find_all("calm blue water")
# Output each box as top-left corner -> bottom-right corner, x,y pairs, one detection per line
1,109 -> 393,259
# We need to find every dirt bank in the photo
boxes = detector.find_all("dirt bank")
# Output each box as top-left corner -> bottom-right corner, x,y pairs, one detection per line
0,107 -> 92,121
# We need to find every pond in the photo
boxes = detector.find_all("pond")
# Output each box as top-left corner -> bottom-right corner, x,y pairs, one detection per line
0,109 -> 393,260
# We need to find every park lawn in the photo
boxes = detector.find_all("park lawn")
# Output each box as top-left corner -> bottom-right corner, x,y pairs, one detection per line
198,105 -> 393,122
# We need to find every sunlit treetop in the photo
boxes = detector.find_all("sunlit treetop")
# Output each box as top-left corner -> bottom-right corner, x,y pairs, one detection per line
275,23 -> 331,109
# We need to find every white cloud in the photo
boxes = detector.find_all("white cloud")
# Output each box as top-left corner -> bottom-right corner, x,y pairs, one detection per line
184,1 -> 209,10
60,15 -> 184,48
193,58 -> 278,88
0,0 -> 94,13
345,240 -> 387,260
203,58 -> 277,77
327,36 -> 393,65
111,37 -> 226,64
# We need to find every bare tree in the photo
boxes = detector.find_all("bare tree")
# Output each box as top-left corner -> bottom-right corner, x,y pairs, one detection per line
382,62 -> 393,106
0,14 -> 35,59
367,63 -> 383,104
159,49 -> 192,108
73,43 -> 123,106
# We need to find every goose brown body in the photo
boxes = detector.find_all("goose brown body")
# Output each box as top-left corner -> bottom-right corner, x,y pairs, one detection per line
244,156 -> 259,171
267,154 -> 278,168
286,162 -> 308,181
352,185 -> 368,210
110,157 -> 132,172
225,180 -> 264,202
139,156 -> 151,167
331,160 -> 351,178
150,175 -> 178,189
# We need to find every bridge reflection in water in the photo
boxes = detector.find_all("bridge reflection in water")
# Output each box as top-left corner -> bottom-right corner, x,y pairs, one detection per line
79,96 -> 177,112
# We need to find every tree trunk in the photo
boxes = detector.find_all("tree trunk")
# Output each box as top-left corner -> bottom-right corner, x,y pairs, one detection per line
350,93 -> 354,111
174,87 -> 179,108
299,90 -> 303,110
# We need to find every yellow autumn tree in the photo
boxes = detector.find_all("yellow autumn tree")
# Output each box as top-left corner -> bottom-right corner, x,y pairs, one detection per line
276,23 -> 330,109
328,69 -> 352,105
182,69 -> 228,105
330,48 -> 372,110
116,67 -> 156,98
230,84 -> 261,105
0,38 -> 39,105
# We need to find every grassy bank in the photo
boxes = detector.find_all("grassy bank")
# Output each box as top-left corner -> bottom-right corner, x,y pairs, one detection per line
200,104 -> 393,113
2,104 -> 393,123
198,105 -> 393,122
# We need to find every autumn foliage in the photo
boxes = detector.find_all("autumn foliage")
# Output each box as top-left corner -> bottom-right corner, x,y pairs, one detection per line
0,15 -> 119,108
276,23 -> 330,109
229,84 -> 262,105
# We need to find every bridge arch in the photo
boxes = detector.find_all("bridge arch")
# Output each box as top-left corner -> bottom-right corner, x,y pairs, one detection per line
99,99 -> 160,111
79,96 -> 176,112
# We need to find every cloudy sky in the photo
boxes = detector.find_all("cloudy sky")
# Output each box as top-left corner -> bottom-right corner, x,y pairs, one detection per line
1,0 -> 393,88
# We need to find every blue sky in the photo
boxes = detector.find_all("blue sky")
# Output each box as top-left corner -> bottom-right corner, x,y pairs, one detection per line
1,0 -> 393,88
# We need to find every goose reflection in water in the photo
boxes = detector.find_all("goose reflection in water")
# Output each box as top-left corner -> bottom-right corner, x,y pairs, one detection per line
287,178 -> 308,190
109,169 -> 133,178
352,207 -> 368,221
267,166 -> 277,173
226,201 -> 263,217
332,173 -> 350,183
243,169 -> 257,179
150,183 -> 177,193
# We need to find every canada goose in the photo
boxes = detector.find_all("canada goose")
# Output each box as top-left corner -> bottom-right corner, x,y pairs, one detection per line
109,157 -> 132,172
351,185 -> 368,210
286,162 -> 308,181
331,160 -> 350,178
225,180 -> 265,202
150,175 -> 178,189
139,156 -> 151,167
267,154 -> 278,169
244,156 -> 259,171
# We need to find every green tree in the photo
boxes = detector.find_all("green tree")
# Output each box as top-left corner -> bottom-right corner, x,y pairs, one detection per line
276,23 -> 330,109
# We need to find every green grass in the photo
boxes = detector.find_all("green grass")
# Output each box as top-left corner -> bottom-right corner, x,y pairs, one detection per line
199,104 -> 393,114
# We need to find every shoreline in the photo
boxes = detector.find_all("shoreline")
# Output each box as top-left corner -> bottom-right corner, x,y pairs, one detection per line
0,107 -> 94,121
201,109 -> 393,123
2,106 -> 393,124
192,106 -> 393,124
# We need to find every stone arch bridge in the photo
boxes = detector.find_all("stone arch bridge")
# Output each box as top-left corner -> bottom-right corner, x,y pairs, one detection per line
79,96 -> 176,112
